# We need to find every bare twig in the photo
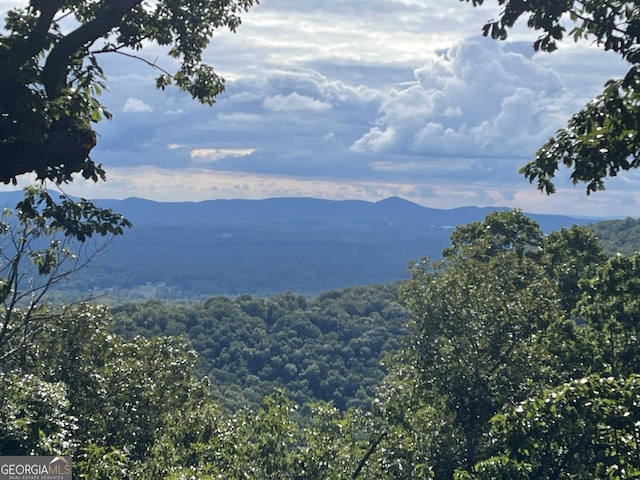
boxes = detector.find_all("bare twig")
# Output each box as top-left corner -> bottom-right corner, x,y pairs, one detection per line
93,48 -> 175,79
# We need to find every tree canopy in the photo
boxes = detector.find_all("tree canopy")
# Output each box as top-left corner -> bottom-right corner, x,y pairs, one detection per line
6,205 -> 640,478
0,0 -> 256,185
380,209 -> 640,478
464,0 -> 640,194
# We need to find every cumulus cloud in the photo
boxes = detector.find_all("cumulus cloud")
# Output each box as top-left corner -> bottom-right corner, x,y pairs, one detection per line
351,37 -> 565,159
122,97 -> 153,113
26,0 -> 630,217
263,92 -> 332,112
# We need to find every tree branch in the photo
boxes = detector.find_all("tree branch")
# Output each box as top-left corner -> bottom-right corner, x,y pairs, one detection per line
93,48 -> 175,79
15,1 -> 63,63
0,128 -> 96,183
42,0 -> 142,99
351,431 -> 387,479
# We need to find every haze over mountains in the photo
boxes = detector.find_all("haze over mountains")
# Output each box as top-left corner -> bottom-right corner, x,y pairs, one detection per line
0,192 -> 601,298
92,195 -> 594,229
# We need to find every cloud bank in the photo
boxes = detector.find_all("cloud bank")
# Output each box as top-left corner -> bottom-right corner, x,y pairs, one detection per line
0,0 -> 633,216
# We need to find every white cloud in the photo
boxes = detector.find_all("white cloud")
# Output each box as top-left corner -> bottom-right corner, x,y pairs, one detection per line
122,97 -> 153,113
351,127 -> 397,153
2,0 -> 632,217
263,92 -> 332,112
203,0 -> 505,77
190,148 -> 256,162
350,37 -> 567,159
216,112 -> 261,123
17,164 -> 631,218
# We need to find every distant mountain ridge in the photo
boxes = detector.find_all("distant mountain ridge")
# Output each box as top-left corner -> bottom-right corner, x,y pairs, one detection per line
67,195 -> 595,231
0,191 -> 598,230
0,192 -> 605,298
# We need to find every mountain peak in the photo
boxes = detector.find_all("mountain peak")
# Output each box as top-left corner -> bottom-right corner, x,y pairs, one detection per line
375,196 -> 411,204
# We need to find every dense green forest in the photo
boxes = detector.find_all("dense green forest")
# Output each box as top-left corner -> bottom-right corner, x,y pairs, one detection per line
105,215 -> 640,414
110,285 -> 410,410
6,204 -> 640,478
589,217 -> 640,256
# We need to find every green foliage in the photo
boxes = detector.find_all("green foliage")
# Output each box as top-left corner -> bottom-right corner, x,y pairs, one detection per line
378,210 -> 609,478
462,0 -> 640,193
0,187 -> 133,462
576,253 -> 640,377
0,186 -> 129,371
0,301 -> 221,476
443,209 -> 543,259
0,372 -> 76,455
465,375 -> 640,479
16,185 -> 131,242
0,298 -> 395,478
400,251 -> 565,475
539,225 -> 606,312
373,348 -> 444,479
140,391 -> 390,480
0,0 -> 257,184
522,73 -> 640,194
588,217 -> 640,256
112,284 -> 410,410
381,208 -> 640,479
6,205 -> 640,478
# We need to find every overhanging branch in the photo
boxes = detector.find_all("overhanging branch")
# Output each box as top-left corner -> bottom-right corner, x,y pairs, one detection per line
42,0 -> 142,98
16,1 -> 63,63
0,128 -> 96,183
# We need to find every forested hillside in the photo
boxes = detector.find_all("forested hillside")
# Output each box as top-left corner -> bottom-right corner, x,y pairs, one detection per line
101,214 -> 640,415
589,217 -> 640,256
6,205 -> 640,478
111,284 -> 409,410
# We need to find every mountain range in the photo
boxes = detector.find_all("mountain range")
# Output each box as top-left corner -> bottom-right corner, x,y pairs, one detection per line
92,195 -> 593,230
0,192 -> 603,299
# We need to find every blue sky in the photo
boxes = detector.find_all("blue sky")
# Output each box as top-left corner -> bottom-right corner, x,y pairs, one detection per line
1,0 -> 636,216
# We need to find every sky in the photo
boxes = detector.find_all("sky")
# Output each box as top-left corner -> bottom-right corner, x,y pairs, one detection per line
1,0 -> 637,217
